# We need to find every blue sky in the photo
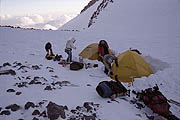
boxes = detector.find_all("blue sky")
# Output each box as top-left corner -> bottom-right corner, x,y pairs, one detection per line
0,0 -> 90,29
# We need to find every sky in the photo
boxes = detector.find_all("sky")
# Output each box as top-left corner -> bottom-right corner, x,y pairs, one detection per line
0,0 -> 90,30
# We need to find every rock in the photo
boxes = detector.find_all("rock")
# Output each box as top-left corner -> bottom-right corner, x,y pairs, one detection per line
87,84 -> 91,86
24,102 -> 35,110
71,109 -> 77,114
0,107 -> 2,111
49,70 -> 54,72
83,115 -> 96,120
32,117 -> 39,120
51,75 -> 58,78
16,92 -> 22,95
83,102 -> 92,112
44,86 -> 52,90
135,102 -> 144,109
46,101 -> 66,120
29,80 -> 42,85
40,111 -> 47,117
7,89 -> 16,92
16,82 -> 28,88
32,65 -> 40,70
32,109 -> 40,115
3,62 -> 11,67
5,104 -> 21,111
26,76 -> 31,80
0,69 -> 16,75
18,119 -> 24,120
76,106 -> 82,110
0,110 -> 11,115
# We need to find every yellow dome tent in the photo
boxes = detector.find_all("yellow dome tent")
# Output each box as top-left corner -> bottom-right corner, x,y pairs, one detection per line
79,43 -> 113,61
110,50 -> 153,82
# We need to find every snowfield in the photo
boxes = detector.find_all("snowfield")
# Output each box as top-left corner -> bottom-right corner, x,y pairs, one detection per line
0,0 -> 180,120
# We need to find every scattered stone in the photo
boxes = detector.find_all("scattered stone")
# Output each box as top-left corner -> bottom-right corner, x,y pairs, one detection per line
136,114 -> 142,117
71,109 -> 77,114
51,75 -> 58,78
26,76 -> 31,80
29,80 -> 42,85
0,69 -> 16,75
76,106 -> 82,110
38,101 -> 45,106
46,101 -> 66,120
135,102 -> 144,109
49,70 -> 54,72
13,62 -> 22,67
44,86 -> 53,90
15,82 -> 28,88
61,81 -> 71,86
32,117 -> 39,120
87,84 -> 91,86
83,115 -> 96,120
24,102 -> 35,110
0,110 -> 11,115
3,62 -> 11,67
32,65 -> 41,70
7,88 -> 16,92
17,65 -> 29,70
83,102 -> 93,112
32,109 -> 40,115
5,104 -> 21,111
40,111 -> 47,117
6,104 -> 21,111
16,92 -> 22,95
46,67 -> 54,70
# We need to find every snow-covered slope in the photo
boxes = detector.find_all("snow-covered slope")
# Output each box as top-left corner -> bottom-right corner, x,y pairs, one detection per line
60,0 -> 180,36
59,0 -> 101,31
0,0 -> 180,120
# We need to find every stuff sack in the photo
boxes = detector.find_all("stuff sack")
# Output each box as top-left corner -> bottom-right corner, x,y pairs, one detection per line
96,82 -> 112,98
139,85 -> 170,115
45,54 -> 55,60
70,62 -> 84,71
96,81 -> 128,98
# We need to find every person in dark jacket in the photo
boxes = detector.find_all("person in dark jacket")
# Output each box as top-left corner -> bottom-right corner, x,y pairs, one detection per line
45,42 -> 54,56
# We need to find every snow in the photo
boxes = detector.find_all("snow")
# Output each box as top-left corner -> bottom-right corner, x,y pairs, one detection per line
0,0 -> 180,119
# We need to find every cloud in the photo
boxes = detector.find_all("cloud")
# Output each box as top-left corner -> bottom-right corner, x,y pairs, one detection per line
0,14 -> 12,20
43,24 -> 57,30
20,17 -> 35,26
29,14 -> 44,24
1,13 -> 77,30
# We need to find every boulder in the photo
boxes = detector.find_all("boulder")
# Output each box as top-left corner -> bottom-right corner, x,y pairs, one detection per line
46,101 -> 66,120
32,109 -> 40,115
0,110 -> 11,115
24,102 -> 35,110
5,104 -> 21,111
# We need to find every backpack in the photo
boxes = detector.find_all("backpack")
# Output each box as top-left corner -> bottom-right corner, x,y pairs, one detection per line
96,81 -> 127,98
70,62 -> 84,71
139,86 -> 170,115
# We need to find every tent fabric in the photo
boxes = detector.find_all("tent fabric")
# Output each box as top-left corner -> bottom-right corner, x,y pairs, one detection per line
110,50 -> 153,82
79,43 -> 113,60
